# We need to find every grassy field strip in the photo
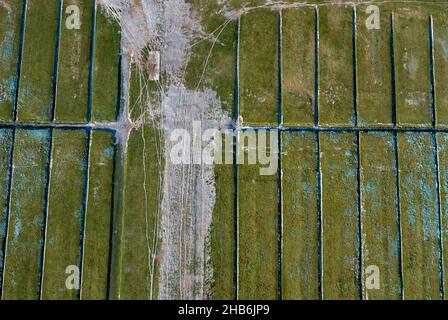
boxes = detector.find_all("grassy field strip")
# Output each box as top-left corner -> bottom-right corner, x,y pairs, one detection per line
91,2 -> 120,122
41,129 -> 87,299
113,60 -> 161,299
433,9 -> 448,128
80,130 -> 115,300
0,1 -> 23,121
356,5 -> 393,127
281,131 -> 319,299
54,0 -> 93,123
1,129 -> 50,299
182,10 -> 237,299
0,129 -> 13,294
398,133 -> 441,299
394,7 -> 431,127
184,5 -> 236,115
360,132 -> 401,299
281,8 -> 315,127
320,132 -> 360,299
436,133 -> 448,293
210,134 -> 234,300
237,130 -> 278,299
318,6 -> 354,127
17,0 -> 61,122
239,9 -> 278,126
118,125 -> 161,299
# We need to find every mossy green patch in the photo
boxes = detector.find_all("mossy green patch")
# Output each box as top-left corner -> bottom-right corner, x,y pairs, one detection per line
2,129 -> 50,300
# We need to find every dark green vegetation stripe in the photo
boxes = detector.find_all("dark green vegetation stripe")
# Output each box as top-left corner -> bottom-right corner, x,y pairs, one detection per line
237,130 -> 278,299
81,130 -> 115,300
239,10 -> 278,126
91,2 -> 121,122
55,0 -> 93,123
17,0 -> 60,122
41,129 -> 87,300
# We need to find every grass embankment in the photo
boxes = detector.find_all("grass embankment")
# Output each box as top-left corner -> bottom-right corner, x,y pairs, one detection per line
2,129 -> 50,299
0,1 -> 22,121
54,0 -> 93,123
281,131 -> 319,299
17,0 -> 59,122
41,129 -> 87,300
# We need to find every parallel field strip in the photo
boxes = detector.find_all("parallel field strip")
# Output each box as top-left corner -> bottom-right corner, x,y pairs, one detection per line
0,0 -> 120,300
1,1 -> 447,300
232,4 -> 446,300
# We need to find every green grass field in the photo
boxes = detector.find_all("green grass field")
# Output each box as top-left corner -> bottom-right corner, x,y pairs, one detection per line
55,0 -> 93,123
17,0 -> 59,122
2,0 -> 448,301
2,129 -> 50,300
81,130 -> 115,300
0,1 -> 22,121
91,4 -> 120,122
